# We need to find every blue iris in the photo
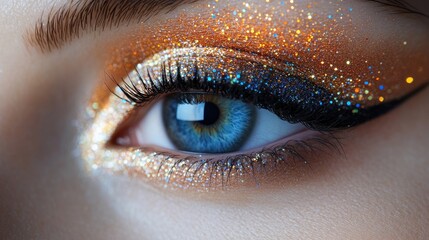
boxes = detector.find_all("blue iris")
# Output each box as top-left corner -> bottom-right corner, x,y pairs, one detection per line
163,94 -> 256,153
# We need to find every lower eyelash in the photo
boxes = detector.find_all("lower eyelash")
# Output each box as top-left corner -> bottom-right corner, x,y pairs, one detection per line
106,132 -> 344,191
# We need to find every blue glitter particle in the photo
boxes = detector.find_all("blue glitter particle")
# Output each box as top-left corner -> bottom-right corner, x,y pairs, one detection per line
328,15 -> 333,19
379,85 -> 385,90
211,14 -> 216,19
346,101 -> 352,106
364,81 -> 369,85
273,33 -> 278,38
233,10 -> 237,16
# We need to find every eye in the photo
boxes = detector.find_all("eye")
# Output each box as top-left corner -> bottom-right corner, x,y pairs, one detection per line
80,0 -> 428,192
114,93 -> 306,154
79,45 -> 417,191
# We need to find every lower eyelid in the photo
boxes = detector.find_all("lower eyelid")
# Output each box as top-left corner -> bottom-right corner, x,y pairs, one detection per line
148,128 -> 315,160
83,103 -> 341,192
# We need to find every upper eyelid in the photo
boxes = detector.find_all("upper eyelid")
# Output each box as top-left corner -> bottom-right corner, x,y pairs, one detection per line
25,0 -> 426,53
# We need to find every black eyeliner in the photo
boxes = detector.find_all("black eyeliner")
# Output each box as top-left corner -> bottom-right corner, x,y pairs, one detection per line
110,61 -> 424,131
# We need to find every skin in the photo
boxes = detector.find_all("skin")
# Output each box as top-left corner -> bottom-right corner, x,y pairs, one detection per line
0,0 -> 428,239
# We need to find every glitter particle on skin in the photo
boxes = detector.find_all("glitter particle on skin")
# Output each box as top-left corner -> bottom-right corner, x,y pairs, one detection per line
406,77 -> 414,84
92,102 -> 99,110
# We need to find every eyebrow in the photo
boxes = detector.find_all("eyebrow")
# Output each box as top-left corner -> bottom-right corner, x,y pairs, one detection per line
27,0 -> 425,53
26,0 -> 199,52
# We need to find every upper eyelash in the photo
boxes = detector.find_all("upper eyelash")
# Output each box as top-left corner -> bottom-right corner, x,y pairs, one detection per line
108,60 -> 420,132
108,62 -> 343,130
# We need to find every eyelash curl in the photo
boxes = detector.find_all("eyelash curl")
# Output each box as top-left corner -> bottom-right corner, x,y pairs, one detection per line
110,60 -> 412,131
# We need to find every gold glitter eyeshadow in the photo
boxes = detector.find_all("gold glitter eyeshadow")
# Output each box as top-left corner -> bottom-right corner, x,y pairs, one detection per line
81,0 -> 429,191
105,0 -> 428,109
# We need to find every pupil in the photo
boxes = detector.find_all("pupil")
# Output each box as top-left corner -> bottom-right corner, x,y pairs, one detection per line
199,102 -> 220,126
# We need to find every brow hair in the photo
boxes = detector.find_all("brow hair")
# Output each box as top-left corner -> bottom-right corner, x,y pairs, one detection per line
26,0 -> 425,53
26,0 -> 198,52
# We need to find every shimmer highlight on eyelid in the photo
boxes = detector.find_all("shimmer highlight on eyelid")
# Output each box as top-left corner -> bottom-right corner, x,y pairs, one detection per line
105,0 -> 429,109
